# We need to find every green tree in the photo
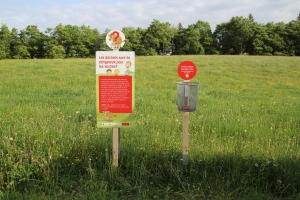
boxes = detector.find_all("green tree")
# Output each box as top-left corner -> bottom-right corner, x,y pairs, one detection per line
193,20 -> 215,54
43,28 -> 66,58
173,25 -> 204,55
94,29 -> 111,51
214,16 -> 254,54
249,23 -> 270,55
248,13 -> 255,22
245,15 -> 257,55
264,22 -> 287,55
144,19 -> 176,55
79,25 -> 100,57
177,22 -> 183,30
54,24 -> 76,57
25,25 -> 45,58
213,22 -> 233,54
285,20 -> 300,55
0,24 -> 11,59
53,24 -> 98,58
246,21 -> 288,56
10,28 -> 30,59
229,16 -> 254,54
121,27 -> 147,55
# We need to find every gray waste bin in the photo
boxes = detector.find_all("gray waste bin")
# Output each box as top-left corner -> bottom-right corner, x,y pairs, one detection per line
177,82 -> 199,112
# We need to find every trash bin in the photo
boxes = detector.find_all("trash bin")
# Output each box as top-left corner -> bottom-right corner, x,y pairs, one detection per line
177,82 -> 199,112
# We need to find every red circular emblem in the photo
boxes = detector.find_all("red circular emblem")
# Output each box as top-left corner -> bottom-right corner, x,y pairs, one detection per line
177,60 -> 197,80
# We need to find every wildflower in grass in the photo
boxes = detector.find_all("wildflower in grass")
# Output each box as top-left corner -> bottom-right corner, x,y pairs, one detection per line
22,153 -> 29,157
255,163 -> 259,167
76,111 -> 80,114
9,137 -> 13,141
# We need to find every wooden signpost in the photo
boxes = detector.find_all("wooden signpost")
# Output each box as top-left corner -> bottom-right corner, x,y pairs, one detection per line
96,30 -> 135,167
177,61 -> 198,165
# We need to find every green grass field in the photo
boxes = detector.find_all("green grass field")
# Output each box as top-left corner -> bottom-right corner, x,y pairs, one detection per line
0,56 -> 300,199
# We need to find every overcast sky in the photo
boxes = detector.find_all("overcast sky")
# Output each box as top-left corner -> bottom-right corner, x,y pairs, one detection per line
1,0 -> 299,33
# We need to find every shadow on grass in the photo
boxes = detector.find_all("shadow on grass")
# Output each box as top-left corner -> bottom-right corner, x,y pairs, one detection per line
116,148 -> 300,199
2,138 -> 300,200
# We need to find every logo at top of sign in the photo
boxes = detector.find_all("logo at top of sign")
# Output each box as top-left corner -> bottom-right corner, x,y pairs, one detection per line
106,30 -> 125,50
178,60 -> 197,80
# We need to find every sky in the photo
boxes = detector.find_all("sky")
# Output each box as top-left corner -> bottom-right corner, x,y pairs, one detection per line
1,0 -> 299,33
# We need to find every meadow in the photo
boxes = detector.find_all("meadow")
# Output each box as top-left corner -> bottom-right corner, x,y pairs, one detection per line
0,55 -> 300,199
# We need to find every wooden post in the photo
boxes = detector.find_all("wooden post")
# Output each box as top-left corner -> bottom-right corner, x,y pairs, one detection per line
112,127 -> 120,167
182,112 -> 189,165
182,80 -> 190,165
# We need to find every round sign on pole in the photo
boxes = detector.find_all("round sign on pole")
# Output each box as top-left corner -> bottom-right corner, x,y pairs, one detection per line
177,60 -> 197,80
106,30 -> 126,50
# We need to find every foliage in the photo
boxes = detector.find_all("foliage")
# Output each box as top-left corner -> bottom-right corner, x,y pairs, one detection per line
0,24 -> 11,59
285,20 -> 300,56
214,16 -> 254,54
193,20 -> 215,54
121,27 -> 147,56
1,14 -> 300,58
173,25 -> 204,55
144,19 -> 176,55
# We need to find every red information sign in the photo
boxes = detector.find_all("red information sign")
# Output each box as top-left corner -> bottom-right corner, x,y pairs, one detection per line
99,76 -> 132,113
96,51 -> 135,128
177,60 -> 197,80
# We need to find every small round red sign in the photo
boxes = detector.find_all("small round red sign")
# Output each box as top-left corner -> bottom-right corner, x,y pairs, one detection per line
177,60 -> 197,80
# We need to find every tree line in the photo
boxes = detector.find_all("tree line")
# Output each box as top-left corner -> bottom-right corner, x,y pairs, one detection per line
0,13 -> 300,59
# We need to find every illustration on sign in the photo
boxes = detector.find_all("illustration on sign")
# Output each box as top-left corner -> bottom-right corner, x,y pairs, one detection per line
106,30 -> 126,50
96,51 -> 135,128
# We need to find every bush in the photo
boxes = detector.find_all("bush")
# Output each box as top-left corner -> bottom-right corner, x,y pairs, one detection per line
263,53 -> 272,56
273,52 -> 287,56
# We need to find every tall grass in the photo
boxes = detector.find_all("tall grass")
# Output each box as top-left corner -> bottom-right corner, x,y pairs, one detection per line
0,56 -> 300,199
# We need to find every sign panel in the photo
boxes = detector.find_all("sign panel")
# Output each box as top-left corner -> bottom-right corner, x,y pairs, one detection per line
177,60 -> 197,80
96,51 -> 135,127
